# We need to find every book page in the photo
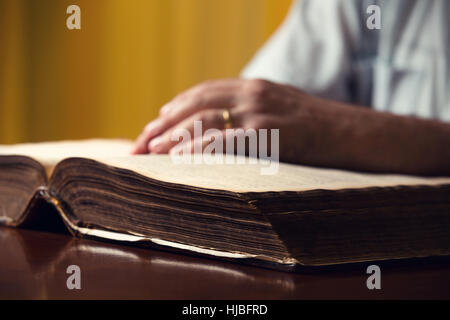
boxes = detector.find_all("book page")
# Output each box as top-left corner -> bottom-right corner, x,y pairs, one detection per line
0,139 -> 133,175
93,155 -> 450,193
1,140 -> 449,193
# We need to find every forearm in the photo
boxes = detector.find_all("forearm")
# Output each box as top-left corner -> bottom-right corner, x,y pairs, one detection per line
303,98 -> 450,175
133,78 -> 450,176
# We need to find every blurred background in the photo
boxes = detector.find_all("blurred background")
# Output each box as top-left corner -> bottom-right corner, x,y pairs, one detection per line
0,0 -> 291,144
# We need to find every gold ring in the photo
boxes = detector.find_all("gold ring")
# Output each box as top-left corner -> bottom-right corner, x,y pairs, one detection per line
222,109 -> 233,129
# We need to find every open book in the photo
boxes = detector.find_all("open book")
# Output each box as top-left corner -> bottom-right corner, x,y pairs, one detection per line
1,139 -> 450,271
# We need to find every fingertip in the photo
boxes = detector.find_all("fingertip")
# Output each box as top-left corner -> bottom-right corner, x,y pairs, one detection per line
148,136 -> 164,154
168,146 -> 179,155
130,144 -> 146,155
144,119 -> 164,137
130,144 -> 139,155
159,105 -> 170,115
131,133 -> 150,154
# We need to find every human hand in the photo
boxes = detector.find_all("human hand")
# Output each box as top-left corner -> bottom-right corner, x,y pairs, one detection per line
132,78 -> 328,163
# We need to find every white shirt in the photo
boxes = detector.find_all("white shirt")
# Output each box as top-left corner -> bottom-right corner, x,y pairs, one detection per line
242,0 -> 450,122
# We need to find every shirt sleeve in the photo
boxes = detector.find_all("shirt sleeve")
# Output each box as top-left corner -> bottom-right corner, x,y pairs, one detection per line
241,0 -> 361,103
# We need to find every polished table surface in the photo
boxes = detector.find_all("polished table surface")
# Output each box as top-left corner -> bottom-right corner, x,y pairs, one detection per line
1,226 -> 450,299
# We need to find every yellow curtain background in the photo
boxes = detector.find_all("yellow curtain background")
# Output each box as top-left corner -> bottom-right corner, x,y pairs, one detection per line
0,0 -> 292,144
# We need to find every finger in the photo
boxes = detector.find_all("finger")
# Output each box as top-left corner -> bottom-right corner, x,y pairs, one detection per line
132,79 -> 242,155
130,117 -> 166,154
169,127 -> 258,158
133,79 -> 242,153
153,79 -> 242,137
131,130 -> 151,154
160,78 -> 242,116
169,129 -> 226,156
148,108 -> 236,154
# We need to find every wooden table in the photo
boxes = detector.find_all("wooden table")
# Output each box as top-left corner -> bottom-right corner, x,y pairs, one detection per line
1,226 -> 449,299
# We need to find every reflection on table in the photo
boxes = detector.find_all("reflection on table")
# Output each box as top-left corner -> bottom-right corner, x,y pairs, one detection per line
1,227 -> 450,299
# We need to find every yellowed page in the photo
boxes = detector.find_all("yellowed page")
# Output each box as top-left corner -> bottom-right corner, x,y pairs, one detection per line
94,155 -> 450,193
1,139 -> 449,193
0,139 -> 133,175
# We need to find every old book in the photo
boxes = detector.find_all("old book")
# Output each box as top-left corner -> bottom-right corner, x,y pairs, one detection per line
0,139 -> 449,271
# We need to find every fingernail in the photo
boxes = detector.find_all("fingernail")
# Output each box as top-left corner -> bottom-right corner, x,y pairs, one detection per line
160,104 -> 171,115
148,136 -> 164,153
144,119 -> 163,135
131,145 -> 147,155
169,146 -> 181,155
